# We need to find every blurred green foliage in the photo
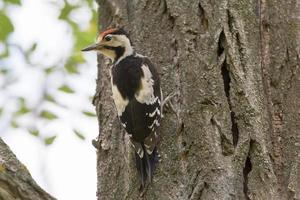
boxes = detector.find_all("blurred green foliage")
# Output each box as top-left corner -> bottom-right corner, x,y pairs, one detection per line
0,12 -> 14,41
0,0 -> 97,144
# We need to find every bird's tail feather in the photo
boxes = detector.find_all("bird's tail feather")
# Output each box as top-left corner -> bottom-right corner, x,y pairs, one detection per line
135,145 -> 158,188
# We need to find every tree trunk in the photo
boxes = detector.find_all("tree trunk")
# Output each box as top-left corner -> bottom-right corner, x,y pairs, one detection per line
0,138 -> 55,200
94,0 -> 299,199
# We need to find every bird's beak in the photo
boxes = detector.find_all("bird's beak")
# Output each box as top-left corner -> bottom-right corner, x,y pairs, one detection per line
81,43 -> 102,52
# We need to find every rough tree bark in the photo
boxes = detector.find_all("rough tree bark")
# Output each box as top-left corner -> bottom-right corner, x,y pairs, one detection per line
0,138 -> 55,200
93,0 -> 299,199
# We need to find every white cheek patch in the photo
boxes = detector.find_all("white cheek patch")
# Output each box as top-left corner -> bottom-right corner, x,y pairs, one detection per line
109,40 -> 122,47
135,65 -> 158,105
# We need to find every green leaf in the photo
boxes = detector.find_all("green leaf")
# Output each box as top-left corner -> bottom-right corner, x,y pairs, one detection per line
65,61 -> 78,74
0,68 -> 9,74
45,94 -> 56,103
11,120 -> 19,128
64,53 -> 84,75
0,44 -> 9,59
74,30 -> 95,52
44,135 -> 57,145
69,53 -> 84,65
24,42 -> 37,59
18,97 -> 25,104
28,128 -> 39,137
29,42 -> 37,52
58,3 -> 77,20
58,85 -> 74,94
0,107 -> 3,117
4,0 -> 21,5
74,129 -> 85,140
40,110 -> 57,120
16,106 -> 30,115
86,0 -> 94,7
45,66 -> 55,74
82,111 -> 96,117
0,12 -> 14,41
16,98 -> 30,115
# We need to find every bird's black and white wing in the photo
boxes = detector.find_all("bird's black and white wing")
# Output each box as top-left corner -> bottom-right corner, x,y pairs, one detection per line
135,58 -> 162,155
112,55 -> 161,158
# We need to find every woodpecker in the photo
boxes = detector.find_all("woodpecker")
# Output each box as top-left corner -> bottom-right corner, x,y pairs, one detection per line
82,28 -> 162,188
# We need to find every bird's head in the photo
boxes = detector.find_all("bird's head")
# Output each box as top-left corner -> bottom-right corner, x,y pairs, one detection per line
82,28 -> 133,63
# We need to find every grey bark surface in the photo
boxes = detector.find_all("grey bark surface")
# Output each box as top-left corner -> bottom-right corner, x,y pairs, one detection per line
93,0 -> 299,199
0,138 -> 55,200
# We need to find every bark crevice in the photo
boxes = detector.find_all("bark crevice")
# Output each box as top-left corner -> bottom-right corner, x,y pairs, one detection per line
95,0 -> 299,199
217,30 -> 225,57
243,153 -> 252,200
243,140 -> 255,200
198,2 -> 208,31
227,10 -> 234,34
220,60 -> 239,147
210,116 -> 234,156
188,181 -> 208,200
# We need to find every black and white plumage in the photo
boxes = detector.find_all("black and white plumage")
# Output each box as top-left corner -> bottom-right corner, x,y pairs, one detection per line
82,28 -> 162,188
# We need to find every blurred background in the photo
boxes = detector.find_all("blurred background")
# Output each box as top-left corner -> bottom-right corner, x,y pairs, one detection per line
0,0 -> 98,199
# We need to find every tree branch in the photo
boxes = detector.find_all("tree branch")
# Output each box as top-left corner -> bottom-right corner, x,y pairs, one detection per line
0,138 -> 55,200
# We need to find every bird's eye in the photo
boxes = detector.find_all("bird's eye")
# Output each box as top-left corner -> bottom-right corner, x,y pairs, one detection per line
104,35 -> 112,41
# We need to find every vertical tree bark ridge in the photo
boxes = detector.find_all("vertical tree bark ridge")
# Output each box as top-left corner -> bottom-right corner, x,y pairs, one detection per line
260,0 -> 300,199
0,138 -> 55,200
224,1 -> 280,199
94,0 -> 299,199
